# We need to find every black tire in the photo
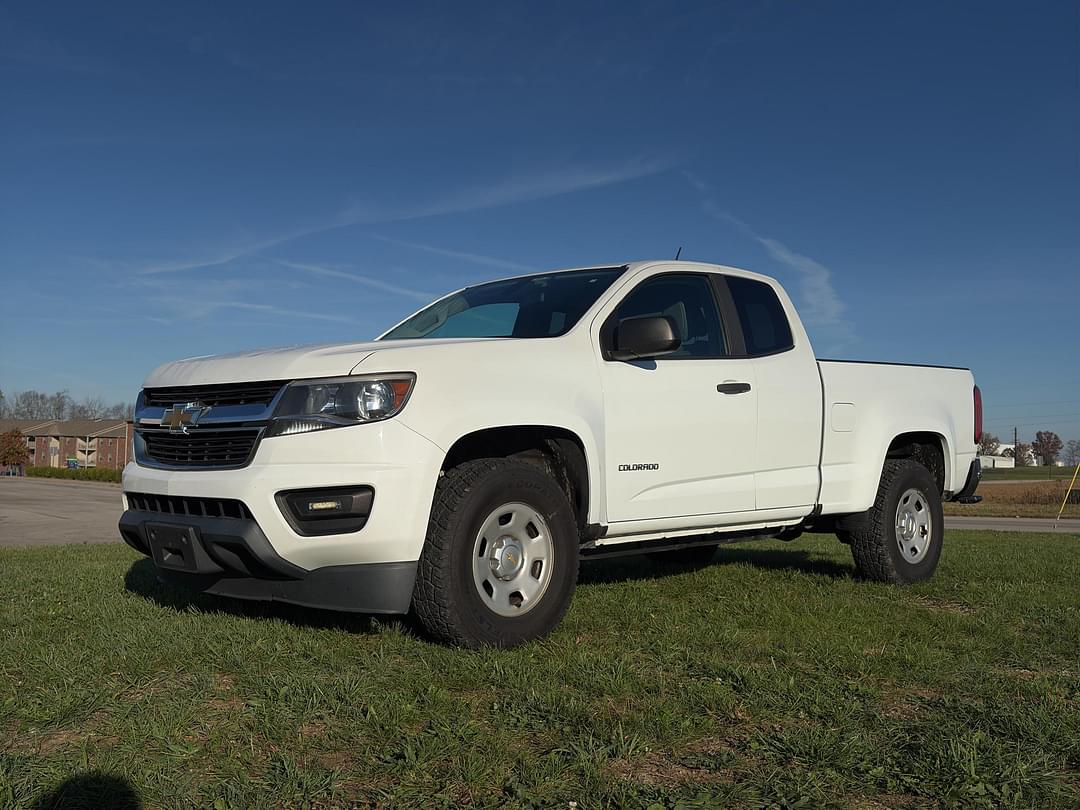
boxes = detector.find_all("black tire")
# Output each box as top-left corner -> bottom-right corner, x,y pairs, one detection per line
647,544 -> 717,567
849,459 -> 944,584
411,458 -> 579,648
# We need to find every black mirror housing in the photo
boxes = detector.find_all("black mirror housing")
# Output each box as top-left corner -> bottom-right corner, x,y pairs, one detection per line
610,315 -> 681,361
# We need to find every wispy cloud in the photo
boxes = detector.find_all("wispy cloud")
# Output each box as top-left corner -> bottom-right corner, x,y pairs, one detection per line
370,235 -> 535,273
682,171 -> 853,345
138,225 -> 336,275
133,155 -> 673,276
713,210 -> 847,330
142,287 -> 357,324
274,259 -> 435,302
343,156 -> 675,223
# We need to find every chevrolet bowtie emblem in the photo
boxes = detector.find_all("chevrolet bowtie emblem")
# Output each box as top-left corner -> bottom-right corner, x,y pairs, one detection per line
162,402 -> 210,434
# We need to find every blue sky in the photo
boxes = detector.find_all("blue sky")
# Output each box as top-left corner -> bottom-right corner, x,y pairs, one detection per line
1,1 -> 1078,445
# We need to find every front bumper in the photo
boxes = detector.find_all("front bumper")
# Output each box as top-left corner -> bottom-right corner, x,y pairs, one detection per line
119,509 -> 416,613
119,419 -> 445,612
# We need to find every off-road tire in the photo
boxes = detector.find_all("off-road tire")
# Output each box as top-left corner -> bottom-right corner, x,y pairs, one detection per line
849,459 -> 943,584
411,458 -> 579,648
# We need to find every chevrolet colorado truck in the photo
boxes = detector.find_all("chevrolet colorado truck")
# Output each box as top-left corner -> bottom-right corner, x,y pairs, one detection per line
120,260 -> 982,647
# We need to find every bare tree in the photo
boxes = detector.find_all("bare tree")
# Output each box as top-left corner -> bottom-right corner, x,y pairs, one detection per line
1032,431 -> 1063,466
978,432 -> 1000,456
106,402 -> 135,420
1013,442 -> 1033,466
11,390 -> 50,419
2,388 -> 133,421
47,391 -> 73,420
1062,439 -> 1080,468
71,396 -> 109,420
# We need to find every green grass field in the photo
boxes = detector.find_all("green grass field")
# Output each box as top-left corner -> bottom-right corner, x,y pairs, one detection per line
2,532 -> 1078,809
981,466 -> 1079,482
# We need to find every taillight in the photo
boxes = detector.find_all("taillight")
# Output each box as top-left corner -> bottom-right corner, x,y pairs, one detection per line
973,385 -> 983,444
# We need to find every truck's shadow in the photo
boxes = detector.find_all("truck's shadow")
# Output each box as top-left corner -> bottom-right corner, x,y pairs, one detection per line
123,558 -> 398,634
125,544 -> 853,632
579,545 -> 854,584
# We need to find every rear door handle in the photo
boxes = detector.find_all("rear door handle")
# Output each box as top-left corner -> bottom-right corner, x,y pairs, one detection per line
716,382 -> 752,394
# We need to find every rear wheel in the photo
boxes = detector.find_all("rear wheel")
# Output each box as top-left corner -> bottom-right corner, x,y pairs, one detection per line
849,459 -> 943,584
412,458 -> 579,648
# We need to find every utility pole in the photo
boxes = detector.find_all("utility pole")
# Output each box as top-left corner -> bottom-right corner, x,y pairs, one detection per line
1014,426 -> 1018,466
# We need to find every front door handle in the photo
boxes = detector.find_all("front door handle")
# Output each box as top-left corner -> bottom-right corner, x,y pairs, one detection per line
716,382 -> 752,394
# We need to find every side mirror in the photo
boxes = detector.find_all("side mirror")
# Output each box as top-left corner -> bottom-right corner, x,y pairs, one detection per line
610,315 -> 681,361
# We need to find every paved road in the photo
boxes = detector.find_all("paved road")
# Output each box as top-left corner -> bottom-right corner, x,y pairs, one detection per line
0,477 -> 122,547
2,477 -> 1077,549
945,515 -> 1080,534
978,478 -> 1076,486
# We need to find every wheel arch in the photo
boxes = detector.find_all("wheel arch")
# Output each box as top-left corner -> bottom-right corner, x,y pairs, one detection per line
883,431 -> 950,494
441,425 -> 593,532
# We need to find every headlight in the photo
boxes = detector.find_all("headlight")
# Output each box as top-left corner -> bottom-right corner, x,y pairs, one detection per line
265,374 -> 415,437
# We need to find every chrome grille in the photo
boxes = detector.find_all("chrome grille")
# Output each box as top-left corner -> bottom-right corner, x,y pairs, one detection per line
143,380 -> 286,408
139,427 -> 261,468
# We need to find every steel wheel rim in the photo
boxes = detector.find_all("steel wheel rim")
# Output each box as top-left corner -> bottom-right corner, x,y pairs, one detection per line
895,487 -> 933,563
471,502 -> 554,617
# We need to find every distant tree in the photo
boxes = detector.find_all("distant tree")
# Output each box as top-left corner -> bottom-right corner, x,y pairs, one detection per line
0,430 -> 29,466
1032,431 -> 1063,466
978,432 -> 1000,456
1064,439 -> 1080,467
71,396 -> 108,420
1013,442 -> 1033,466
11,390 -> 49,419
47,390 -> 72,420
3,389 -> 131,421
104,401 -> 134,420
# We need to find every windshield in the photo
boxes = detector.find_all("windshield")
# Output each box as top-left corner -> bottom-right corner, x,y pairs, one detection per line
380,266 -> 626,340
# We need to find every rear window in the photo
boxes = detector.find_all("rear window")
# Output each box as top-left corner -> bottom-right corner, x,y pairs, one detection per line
726,276 -> 794,356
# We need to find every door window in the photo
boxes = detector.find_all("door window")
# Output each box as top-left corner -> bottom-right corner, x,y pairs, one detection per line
726,276 -> 794,356
611,274 -> 727,358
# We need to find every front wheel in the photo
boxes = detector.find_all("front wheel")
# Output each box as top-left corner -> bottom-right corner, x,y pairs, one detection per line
849,459 -> 944,584
411,458 -> 579,648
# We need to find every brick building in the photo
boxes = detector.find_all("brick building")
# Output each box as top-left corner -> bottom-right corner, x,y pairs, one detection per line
0,419 -> 135,470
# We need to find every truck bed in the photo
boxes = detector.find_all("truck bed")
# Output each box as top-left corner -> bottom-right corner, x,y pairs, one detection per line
816,359 -> 978,515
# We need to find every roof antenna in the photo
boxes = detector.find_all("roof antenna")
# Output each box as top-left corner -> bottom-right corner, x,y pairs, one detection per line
674,246 -> 682,260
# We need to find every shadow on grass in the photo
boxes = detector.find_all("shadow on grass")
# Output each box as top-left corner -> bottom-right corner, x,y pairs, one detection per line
579,543 -> 854,585
123,558 -> 412,635
34,771 -> 140,809
124,541 -> 853,630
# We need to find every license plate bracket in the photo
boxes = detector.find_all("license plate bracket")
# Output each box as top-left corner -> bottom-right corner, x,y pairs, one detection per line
146,523 -> 201,572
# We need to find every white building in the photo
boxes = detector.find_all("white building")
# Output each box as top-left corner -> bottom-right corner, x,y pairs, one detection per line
982,442 -> 1036,469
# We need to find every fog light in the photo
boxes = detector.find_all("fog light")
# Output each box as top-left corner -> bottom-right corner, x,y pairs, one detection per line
306,499 -> 343,512
276,486 -> 374,536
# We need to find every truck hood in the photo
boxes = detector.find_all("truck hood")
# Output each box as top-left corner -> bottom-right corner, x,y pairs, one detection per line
143,337 -> 495,387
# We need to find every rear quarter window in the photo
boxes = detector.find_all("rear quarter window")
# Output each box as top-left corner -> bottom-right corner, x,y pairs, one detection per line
726,276 -> 794,356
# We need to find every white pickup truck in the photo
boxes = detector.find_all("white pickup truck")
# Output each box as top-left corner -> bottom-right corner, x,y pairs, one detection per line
120,260 -> 982,647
